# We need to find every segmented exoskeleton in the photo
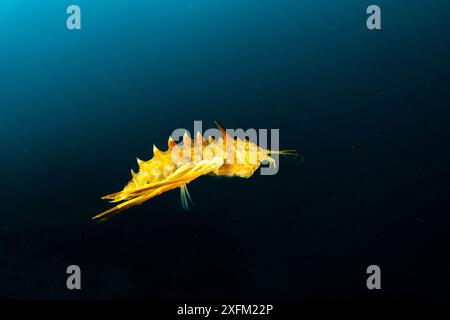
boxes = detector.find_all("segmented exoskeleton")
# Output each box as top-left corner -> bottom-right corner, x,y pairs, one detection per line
93,122 -> 295,221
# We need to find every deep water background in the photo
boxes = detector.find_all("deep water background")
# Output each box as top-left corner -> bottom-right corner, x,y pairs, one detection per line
1,0 -> 450,299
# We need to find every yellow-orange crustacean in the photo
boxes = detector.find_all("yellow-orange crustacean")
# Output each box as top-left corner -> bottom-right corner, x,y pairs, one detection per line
93,122 -> 295,221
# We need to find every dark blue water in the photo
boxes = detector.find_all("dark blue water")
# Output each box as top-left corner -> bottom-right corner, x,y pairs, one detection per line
1,0 -> 449,299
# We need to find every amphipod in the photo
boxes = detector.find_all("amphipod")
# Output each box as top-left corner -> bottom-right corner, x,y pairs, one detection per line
93,122 -> 296,221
